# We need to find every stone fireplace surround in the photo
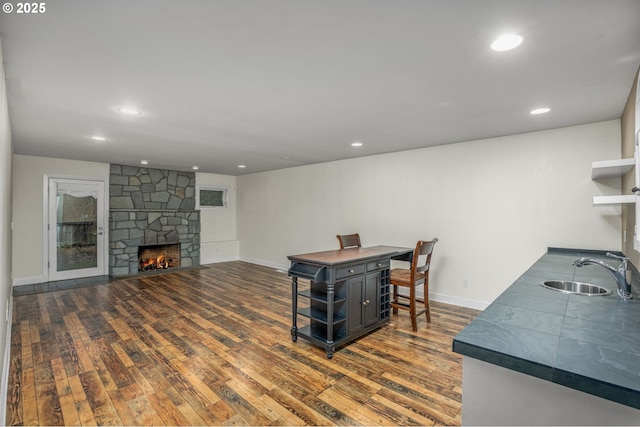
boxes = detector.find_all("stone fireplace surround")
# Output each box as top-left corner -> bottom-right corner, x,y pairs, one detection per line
109,164 -> 200,276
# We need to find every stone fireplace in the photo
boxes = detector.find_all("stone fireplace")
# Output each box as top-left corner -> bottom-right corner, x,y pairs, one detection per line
109,164 -> 200,276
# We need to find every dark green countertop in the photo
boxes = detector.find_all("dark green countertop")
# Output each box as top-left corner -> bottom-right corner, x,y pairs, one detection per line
453,248 -> 640,410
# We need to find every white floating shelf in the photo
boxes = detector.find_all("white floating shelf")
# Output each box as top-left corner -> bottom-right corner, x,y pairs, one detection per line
591,158 -> 634,179
593,195 -> 636,205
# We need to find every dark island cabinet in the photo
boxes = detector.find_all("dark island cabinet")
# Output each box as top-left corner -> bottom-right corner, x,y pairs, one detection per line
347,271 -> 384,335
288,246 -> 410,359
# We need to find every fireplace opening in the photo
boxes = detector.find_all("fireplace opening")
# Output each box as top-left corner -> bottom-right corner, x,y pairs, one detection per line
138,244 -> 181,272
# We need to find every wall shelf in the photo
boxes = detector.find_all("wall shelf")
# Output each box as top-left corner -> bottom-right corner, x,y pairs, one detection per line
591,158 -> 634,179
593,195 -> 635,205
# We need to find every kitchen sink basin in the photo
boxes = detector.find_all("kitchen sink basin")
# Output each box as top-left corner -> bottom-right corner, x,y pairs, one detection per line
540,280 -> 612,296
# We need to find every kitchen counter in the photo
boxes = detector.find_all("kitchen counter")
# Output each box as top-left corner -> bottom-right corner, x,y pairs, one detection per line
453,248 -> 640,421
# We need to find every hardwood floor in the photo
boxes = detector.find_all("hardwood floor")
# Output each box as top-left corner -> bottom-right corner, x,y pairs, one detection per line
6,261 -> 479,426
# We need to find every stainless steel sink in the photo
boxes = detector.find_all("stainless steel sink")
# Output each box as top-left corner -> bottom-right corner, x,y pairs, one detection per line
540,280 -> 612,296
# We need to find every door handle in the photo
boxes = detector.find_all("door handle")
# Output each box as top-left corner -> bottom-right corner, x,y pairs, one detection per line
632,187 -> 640,193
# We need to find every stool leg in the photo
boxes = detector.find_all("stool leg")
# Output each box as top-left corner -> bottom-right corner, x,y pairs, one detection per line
392,285 -> 398,315
425,277 -> 431,323
410,284 -> 417,332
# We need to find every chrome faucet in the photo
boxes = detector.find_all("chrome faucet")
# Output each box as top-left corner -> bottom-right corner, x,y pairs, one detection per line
573,252 -> 633,300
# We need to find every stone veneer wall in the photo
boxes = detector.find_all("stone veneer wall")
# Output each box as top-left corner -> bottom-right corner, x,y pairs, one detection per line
109,164 -> 200,276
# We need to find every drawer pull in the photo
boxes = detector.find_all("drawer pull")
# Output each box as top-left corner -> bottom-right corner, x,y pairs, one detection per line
377,263 -> 382,267
348,269 -> 355,273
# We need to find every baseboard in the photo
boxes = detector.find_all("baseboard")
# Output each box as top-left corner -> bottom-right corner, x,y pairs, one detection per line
200,255 -> 240,265
1,292 -> 13,426
239,256 -> 289,271
12,276 -> 45,286
240,257 -> 490,311
396,288 -> 489,311
429,291 -> 489,311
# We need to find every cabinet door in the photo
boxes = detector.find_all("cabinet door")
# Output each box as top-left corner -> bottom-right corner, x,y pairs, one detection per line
347,276 -> 366,335
347,273 -> 381,335
364,272 -> 380,327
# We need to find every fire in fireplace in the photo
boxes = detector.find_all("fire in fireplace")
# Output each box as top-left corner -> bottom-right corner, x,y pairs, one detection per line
139,254 -> 170,271
138,244 -> 181,272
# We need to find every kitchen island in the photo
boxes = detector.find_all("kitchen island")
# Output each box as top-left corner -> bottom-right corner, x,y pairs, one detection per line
288,245 -> 412,358
453,248 -> 640,425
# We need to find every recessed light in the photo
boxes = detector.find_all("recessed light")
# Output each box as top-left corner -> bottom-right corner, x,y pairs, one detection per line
530,107 -> 550,115
90,136 -> 106,141
351,141 -> 363,147
140,160 -> 148,165
491,33 -> 523,52
238,164 -> 246,168
192,166 -> 199,170
118,107 -> 141,115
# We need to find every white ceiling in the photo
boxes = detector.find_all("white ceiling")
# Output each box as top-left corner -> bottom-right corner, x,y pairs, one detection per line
1,0 -> 639,176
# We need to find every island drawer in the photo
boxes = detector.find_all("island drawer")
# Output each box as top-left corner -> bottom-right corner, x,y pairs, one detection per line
366,259 -> 390,271
336,264 -> 365,279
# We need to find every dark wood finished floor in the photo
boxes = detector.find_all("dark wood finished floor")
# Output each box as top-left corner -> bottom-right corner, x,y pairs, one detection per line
7,261 -> 479,426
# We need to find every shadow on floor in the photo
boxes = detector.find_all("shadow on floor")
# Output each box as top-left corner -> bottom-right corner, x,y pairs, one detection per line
13,275 -> 115,296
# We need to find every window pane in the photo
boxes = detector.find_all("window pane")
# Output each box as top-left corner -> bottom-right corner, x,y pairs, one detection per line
56,193 -> 98,271
200,189 -> 225,207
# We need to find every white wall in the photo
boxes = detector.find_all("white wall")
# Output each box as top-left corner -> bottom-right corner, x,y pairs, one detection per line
196,172 -> 239,263
0,38 -> 14,423
12,155 -> 111,284
237,120 -> 623,308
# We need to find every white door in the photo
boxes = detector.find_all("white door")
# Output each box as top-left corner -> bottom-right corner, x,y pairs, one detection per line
635,128 -> 640,252
634,69 -> 640,251
48,178 -> 106,280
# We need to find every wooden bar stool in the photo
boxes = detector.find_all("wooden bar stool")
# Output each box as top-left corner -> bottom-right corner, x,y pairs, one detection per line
336,233 -> 361,249
390,238 -> 438,331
